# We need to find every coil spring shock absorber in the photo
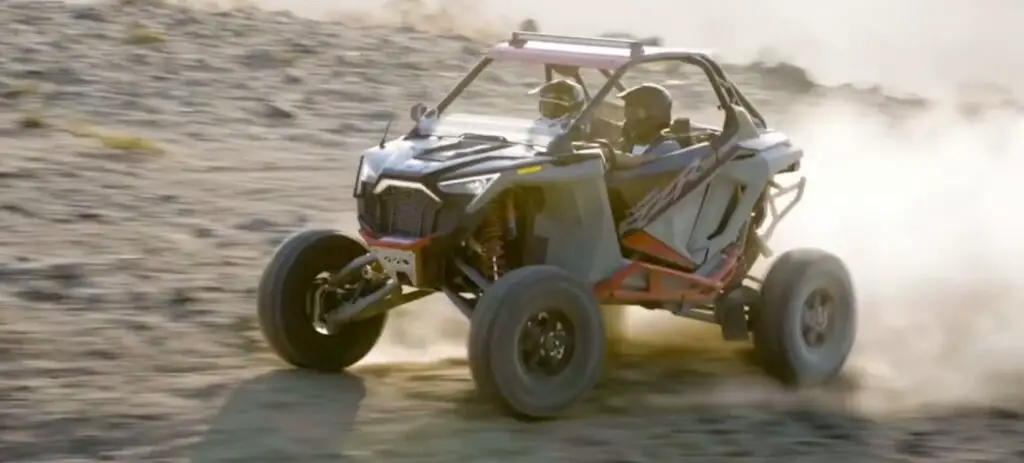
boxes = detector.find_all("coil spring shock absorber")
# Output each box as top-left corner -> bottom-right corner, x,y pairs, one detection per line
474,194 -> 516,281
476,206 -> 506,280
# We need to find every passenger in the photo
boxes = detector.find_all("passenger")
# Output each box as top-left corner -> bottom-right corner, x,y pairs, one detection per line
529,79 -> 585,130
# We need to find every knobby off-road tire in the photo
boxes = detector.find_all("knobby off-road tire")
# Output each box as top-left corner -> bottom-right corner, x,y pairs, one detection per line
468,265 -> 606,419
752,248 -> 857,386
257,229 -> 387,372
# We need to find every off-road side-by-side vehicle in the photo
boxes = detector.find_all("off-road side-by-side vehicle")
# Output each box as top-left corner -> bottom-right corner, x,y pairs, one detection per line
256,32 -> 858,419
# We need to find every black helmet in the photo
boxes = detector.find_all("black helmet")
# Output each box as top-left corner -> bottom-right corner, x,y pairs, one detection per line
528,79 -> 584,120
617,83 -> 673,143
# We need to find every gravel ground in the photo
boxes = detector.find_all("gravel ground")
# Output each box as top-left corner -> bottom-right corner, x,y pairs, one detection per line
0,1 -> 1021,462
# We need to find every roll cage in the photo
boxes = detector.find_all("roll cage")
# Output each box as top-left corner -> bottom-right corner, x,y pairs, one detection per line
422,31 -> 768,150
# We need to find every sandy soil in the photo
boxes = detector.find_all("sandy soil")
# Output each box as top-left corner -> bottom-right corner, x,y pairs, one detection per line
1,1 -> 1022,462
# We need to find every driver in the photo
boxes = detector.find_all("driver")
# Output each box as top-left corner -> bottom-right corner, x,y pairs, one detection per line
617,83 -> 680,157
528,79 -> 585,128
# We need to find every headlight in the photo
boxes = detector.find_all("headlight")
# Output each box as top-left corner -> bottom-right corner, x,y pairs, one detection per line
437,173 -> 499,196
354,157 -> 380,196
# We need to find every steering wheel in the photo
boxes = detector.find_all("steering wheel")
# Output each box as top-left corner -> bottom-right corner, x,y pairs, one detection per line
568,140 -> 617,170
593,139 -> 618,170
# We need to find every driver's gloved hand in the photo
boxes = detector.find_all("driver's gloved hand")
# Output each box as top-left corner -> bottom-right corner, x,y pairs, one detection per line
668,117 -> 693,147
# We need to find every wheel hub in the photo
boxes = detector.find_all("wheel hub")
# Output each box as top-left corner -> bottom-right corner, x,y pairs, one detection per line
519,311 -> 575,376
541,330 -> 568,358
801,288 -> 834,349
306,270 -> 374,336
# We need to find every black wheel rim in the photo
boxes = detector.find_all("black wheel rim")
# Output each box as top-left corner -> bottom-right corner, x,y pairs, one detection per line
800,288 -> 835,349
517,309 -> 576,377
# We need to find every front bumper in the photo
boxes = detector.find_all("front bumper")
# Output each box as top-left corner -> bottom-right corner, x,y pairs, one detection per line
357,181 -> 472,288
358,231 -> 440,288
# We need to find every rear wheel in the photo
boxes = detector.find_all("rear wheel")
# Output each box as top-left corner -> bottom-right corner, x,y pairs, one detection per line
468,266 -> 606,419
257,229 -> 387,371
752,248 -> 857,385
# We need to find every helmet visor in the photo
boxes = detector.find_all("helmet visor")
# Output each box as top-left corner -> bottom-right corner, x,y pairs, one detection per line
538,98 -> 572,119
623,103 -> 649,122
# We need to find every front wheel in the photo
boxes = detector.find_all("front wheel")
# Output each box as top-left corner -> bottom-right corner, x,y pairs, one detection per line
257,229 -> 387,371
468,266 -> 606,419
752,248 -> 857,386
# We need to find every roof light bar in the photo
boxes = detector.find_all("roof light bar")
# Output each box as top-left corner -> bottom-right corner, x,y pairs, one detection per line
509,31 -> 645,57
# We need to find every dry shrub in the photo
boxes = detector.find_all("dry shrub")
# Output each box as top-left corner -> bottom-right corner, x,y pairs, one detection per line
2,80 -> 42,100
67,122 -> 165,155
19,111 -> 46,129
126,26 -> 167,45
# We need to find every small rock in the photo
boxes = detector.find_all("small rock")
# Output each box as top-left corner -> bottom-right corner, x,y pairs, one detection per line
334,52 -> 361,67
895,430 -> 936,458
234,217 -> 276,232
113,255 -> 145,272
168,287 -> 197,306
986,407 -> 1022,421
288,40 -> 317,55
47,262 -> 88,287
171,10 -> 202,27
71,6 -> 106,22
0,168 -> 35,180
74,210 -> 105,221
14,285 -> 65,303
260,101 -> 296,119
241,47 -> 288,69
129,51 -> 152,66
282,69 -> 303,84
1,204 -> 37,218
16,65 -> 86,85
71,287 -> 106,306
192,226 -> 216,239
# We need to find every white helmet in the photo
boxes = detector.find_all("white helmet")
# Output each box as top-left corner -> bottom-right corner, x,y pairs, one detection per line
528,79 -> 584,121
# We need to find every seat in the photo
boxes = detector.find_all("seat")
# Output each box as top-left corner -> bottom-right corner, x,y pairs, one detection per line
607,141 -> 712,185
603,141 -> 710,229
603,117 -> 715,226
605,105 -> 760,237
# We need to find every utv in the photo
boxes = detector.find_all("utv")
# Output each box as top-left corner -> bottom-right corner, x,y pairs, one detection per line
256,32 -> 857,419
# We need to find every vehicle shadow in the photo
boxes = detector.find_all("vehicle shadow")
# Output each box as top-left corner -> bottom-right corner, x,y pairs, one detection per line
187,369 -> 366,463
423,325 -> 897,460
185,336 -> 1024,461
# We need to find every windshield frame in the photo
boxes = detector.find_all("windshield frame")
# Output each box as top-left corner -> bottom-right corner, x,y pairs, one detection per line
408,50 -> 768,147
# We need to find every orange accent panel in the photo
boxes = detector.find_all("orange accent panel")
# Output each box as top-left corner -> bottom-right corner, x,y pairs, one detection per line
359,229 -> 431,250
593,246 -> 740,304
621,231 -> 696,269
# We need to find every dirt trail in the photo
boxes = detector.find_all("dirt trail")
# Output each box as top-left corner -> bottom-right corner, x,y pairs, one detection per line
1,1 -> 1022,462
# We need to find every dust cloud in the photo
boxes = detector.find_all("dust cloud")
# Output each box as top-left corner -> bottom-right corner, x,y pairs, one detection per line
207,0 -> 1024,412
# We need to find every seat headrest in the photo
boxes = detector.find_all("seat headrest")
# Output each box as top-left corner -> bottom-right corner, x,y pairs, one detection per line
668,117 -> 691,135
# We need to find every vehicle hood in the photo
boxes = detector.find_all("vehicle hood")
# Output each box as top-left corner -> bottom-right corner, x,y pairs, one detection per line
361,134 -> 547,182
